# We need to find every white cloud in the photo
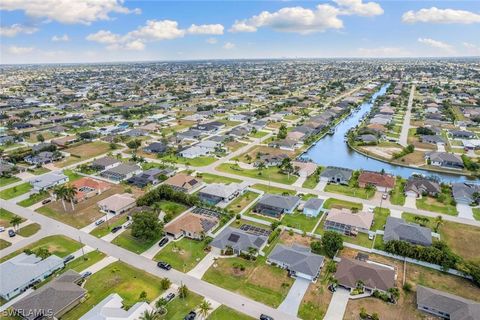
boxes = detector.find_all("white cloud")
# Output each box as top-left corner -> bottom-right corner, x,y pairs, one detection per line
0,0 -> 140,25
127,20 -> 185,41
462,42 -> 480,55
417,38 -> 454,53
124,40 -> 145,51
51,34 -> 69,42
229,0 -> 382,34
223,42 -> 235,50
86,30 -> 121,44
357,46 -> 410,57
402,7 -> 480,24
7,45 -> 34,54
206,37 -> 218,44
0,24 -> 38,37
187,24 -> 224,35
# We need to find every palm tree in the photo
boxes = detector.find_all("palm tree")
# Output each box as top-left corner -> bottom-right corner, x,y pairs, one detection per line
53,185 -> 67,211
155,298 -> 167,315
64,184 -> 78,211
139,310 -> 158,320
434,215 -> 444,233
178,284 -> 189,299
10,215 -> 23,231
198,299 -> 212,319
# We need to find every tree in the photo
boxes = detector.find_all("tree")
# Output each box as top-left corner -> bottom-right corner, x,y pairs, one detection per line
36,133 -> 45,142
53,185 -> 68,211
278,124 -> 287,139
321,231 -> 344,258
160,277 -> 171,290
155,298 -> 168,315
63,184 -> 77,211
434,215 -> 444,233
198,299 -> 212,319
127,139 -> 142,151
256,161 -> 266,174
310,240 -> 322,254
139,310 -> 158,320
139,290 -> 147,301
10,215 -> 23,231
35,247 -> 51,259
178,284 -> 189,299
131,211 -> 163,241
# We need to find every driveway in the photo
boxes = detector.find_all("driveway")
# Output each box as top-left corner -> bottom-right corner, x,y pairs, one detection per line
323,287 -> 350,320
187,250 -> 220,279
405,195 -> 417,209
314,181 -> 327,191
457,203 -> 473,220
278,277 -> 311,316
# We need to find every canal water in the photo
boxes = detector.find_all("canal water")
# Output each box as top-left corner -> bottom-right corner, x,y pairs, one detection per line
302,84 -> 472,183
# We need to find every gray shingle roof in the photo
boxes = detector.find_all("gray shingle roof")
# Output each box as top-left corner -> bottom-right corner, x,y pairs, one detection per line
210,227 -> 267,252
383,217 -> 432,246
268,244 -> 324,278
304,198 -> 324,211
257,194 -> 300,211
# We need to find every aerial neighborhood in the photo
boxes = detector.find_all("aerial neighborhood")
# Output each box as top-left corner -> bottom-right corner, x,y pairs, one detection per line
1,57 -> 480,320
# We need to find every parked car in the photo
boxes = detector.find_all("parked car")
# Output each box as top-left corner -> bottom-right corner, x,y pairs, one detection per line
64,255 -> 75,263
158,237 -> 169,247
260,315 -> 274,320
0,227 -> 5,232
157,261 -> 172,270
95,219 -> 105,226
184,311 -> 196,320
41,198 -> 52,205
368,232 -> 374,240
165,293 -> 175,303
382,193 -> 388,200
81,271 -> 92,278
124,221 -> 132,229
328,283 -> 337,293
8,229 -> 15,237
111,226 -> 122,233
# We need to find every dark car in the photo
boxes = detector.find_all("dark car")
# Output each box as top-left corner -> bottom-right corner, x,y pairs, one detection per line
111,226 -> 122,233
157,261 -> 172,270
260,315 -> 274,320
64,255 -> 75,263
41,198 -> 52,205
165,292 -> 175,303
158,237 -> 169,247
184,311 -> 196,320
8,229 -> 15,237
81,271 -> 92,278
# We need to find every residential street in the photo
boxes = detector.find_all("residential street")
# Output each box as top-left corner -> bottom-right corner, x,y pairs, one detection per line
399,84 -> 415,147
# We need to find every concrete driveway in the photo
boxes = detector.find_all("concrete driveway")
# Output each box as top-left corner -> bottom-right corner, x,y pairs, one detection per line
405,195 -> 417,209
278,277 -> 311,316
187,250 -> 220,279
323,287 -> 350,320
457,203 -> 473,220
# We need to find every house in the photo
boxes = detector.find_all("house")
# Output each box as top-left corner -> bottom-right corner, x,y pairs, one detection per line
198,181 -> 249,205
80,293 -> 153,320
70,177 -> 111,203
451,183 -> 480,205
449,130 -> 476,139
383,217 -> 432,246
179,146 -> 210,158
30,172 -> 68,191
11,270 -> 87,320
91,156 -> 120,171
420,135 -> 446,145
253,194 -> 301,218
358,171 -> 395,191
292,161 -> 317,178
356,134 -> 378,144
416,285 -> 480,320
97,193 -> 136,215
303,198 -> 324,217
324,208 -> 373,236
210,227 -> 267,255
164,173 -> 203,193
100,163 -> 142,181
320,166 -> 353,185
270,139 -> 302,151
164,212 -> 219,239
335,258 -> 396,293
254,153 -> 289,168
51,135 -> 78,148
404,177 -> 441,198
0,253 -> 65,300
24,151 -> 62,165
425,152 -> 464,169
127,168 -> 167,188
143,142 -> 167,154
267,244 -> 325,282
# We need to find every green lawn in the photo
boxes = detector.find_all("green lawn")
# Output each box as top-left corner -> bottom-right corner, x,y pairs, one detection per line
371,207 -> 390,231
29,167 -> 51,175
0,235 -> 82,262
302,174 -> 319,189
324,184 -> 375,200
389,177 -> 406,206
217,163 -> 298,185
225,191 -> 260,214
0,239 -> 11,250
161,291 -> 204,320
250,183 -> 296,195
111,229 -> 161,254
63,169 -> 83,182
322,198 -> 363,210
62,261 -> 165,320
0,208 -> 25,227
17,223 -> 41,237
416,196 -> 458,216
208,305 -> 254,320
0,182 -> 32,200
314,219 -> 373,248
250,130 -> 269,139
0,176 -> 20,187
281,211 -> 322,232
197,172 -> 242,184
90,215 -> 128,238
154,238 -> 209,272
473,208 -> 480,221
159,154 -> 217,167
157,200 -> 188,218
17,191 -> 49,207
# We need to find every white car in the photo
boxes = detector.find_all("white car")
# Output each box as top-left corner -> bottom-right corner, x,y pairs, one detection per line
0,227 -> 5,232
368,232 -> 375,240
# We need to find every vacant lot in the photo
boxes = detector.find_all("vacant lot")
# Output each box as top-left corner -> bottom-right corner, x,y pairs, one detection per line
416,195 -> 458,216
112,229 -> 162,254
226,191 -> 260,214
159,154 -> 217,167
161,290 -> 203,320
203,256 -> 294,308
250,183 -> 296,195
154,238 -> 209,272
0,182 -> 32,200
322,198 -> 363,210
208,305 -> 254,320
0,176 -> 20,187
17,223 -> 41,237
56,141 -> 114,167
197,173 -> 241,184
281,211 -> 322,232
217,163 -> 298,185
90,214 -> 129,238
62,261 -> 165,320
0,208 -> 25,227
298,262 -> 333,320
324,184 -> 375,200
17,191 -> 49,207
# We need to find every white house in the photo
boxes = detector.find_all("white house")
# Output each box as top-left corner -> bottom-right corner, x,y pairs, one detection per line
179,146 -> 210,159
79,293 -> 153,320
30,172 -> 68,191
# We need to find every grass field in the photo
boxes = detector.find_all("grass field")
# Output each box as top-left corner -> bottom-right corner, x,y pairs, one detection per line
250,130 -> 269,139
324,184 -> 375,200
159,154 -> 217,167
17,223 -> 41,237
208,305 -> 254,320
154,238 -> 209,272
322,198 -> 363,210
112,229 -> 162,254
90,215 -> 129,238
416,195 -> 458,216
281,211 -> 322,232
203,256 -> 294,308
161,291 -> 204,320
197,172 -> 241,184
0,176 -> 20,187
474,208 -> 480,221
62,261 -> 165,320
17,191 -> 49,207
302,173 -> 320,189
225,191 -> 260,214
389,177 -> 406,205
156,200 -> 188,219
0,182 -> 32,200
0,239 -> 11,250
371,207 -> 390,231
217,163 -> 298,185
0,208 -> 25,227
29,167 -> 51,175
56,141 -> 114,167
250,183 -> 296,195
0,235 -> 82,263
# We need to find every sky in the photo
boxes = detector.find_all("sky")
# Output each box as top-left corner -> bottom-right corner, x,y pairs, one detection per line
1,0 -> 480,64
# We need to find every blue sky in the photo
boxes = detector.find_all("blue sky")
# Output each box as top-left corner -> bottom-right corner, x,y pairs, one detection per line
1,0 -> 480,64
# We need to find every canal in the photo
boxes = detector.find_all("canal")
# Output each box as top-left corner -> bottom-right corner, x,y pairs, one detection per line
302,84 -> 472,183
